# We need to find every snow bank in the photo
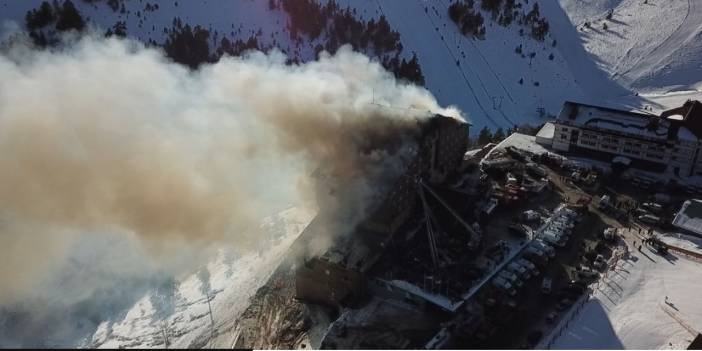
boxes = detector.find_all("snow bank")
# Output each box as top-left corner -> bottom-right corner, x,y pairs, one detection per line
552,242 -> 702,349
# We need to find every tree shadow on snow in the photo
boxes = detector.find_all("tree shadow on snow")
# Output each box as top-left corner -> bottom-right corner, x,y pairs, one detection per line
541,1 -> 654,112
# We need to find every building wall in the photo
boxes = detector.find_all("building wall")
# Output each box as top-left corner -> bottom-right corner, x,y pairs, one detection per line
295,257 -> 366,308
362,116 -> 469,236
552,121 -> 702,176
552,123 -> 572,151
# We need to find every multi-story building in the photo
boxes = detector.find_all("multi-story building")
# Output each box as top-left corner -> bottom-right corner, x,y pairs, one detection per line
547,100 -> 702,177
296,114 -> 470,308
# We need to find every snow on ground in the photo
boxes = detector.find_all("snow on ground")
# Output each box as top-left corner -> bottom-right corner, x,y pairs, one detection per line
551,242 -> 702,349
0,0 -> 600,132
559,0 -> 702,93
331,0 -> 587,129
659,232 -> 702,257
88,206 -> 314,349
2,0 -> 702,130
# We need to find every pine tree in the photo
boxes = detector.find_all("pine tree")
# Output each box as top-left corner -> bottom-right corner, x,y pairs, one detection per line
493,128 -> 506,142
55,0 -> 85,32
25,1 -> 55,30
477,127 -> 493,145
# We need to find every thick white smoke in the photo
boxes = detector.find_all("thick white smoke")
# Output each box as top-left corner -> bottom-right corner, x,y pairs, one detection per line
0,34 -> 463,312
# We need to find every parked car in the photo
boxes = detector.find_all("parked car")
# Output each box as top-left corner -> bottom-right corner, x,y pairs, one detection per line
638,214 -> 660,225
517,258 -> 540,276
508,223 -> 530,238
526,162 -> 548,178
525,246 -> 547,259
642,202 -> 663,214
542,231 -> 567,247
532,240 -> 556,257
634,207 -> 651,217
521,210 -> 541,222
507,262 -> 530,279
577,266 -> 599,280
541,277 -> 552,294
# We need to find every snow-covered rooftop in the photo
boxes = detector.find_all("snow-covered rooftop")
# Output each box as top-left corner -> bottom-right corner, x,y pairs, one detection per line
672,199 -> 702,236
557,101 -> 700,142
536,122 -> 555,140
491,133 -> 551,156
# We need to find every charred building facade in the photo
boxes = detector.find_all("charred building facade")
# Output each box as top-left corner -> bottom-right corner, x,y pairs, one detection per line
295,115 -> 470,309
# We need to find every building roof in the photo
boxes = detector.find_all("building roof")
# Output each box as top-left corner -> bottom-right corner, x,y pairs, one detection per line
557,100 -> 702,142
536,122 -> 555,140
672,199 -> 702,237
489,133 -> 551,156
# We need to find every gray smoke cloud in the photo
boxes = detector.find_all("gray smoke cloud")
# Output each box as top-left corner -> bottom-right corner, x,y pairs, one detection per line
0,34 -> 463,346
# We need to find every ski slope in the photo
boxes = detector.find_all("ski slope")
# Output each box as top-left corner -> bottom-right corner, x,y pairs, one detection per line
328,0 -> 588,130
551,244 -> 702,349
0,0 -> 597,132
559,0 -> 702,93
87,206 -> 314,349
2,0 -> 702,132
3,0 -> 701,132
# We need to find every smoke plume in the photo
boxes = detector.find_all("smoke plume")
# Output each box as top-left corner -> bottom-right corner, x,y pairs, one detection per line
0,33 -> 462,312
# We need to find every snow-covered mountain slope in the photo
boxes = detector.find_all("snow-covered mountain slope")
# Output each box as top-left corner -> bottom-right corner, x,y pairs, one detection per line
326,0 -> 586,130
559,0 -> 702,93
86,206 -> 314,349
0,0 -> 606,132
2,0 -> 702,132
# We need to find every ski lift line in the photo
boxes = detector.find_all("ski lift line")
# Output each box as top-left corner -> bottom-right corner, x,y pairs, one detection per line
426,0 -> 518,127
441,0 -> 520,110
416,0 -> 514,128
434,0 -> 520,121
391,0 -> 500,128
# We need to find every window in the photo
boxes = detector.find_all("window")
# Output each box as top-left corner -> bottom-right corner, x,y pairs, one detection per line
561,134 -> 567,140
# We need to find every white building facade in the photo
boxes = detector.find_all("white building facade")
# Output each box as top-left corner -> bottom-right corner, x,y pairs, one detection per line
549,101 -> 702,177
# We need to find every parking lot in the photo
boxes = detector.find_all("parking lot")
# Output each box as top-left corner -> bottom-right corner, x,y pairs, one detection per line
454,155 -> 621,349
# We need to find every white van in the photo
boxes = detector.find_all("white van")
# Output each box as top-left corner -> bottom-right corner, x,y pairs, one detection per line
532,240 -> 556,257
507,262 -> 530,279
542,231 -> 567,247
